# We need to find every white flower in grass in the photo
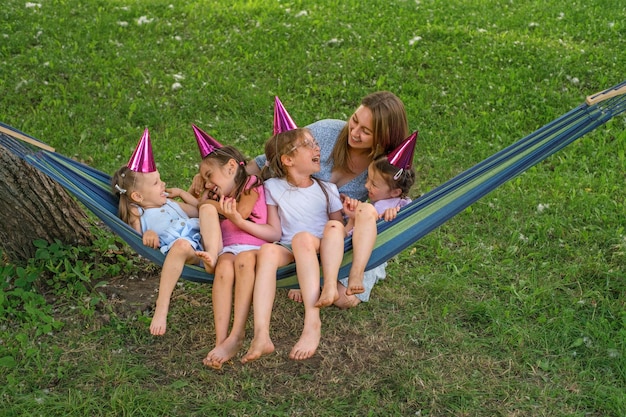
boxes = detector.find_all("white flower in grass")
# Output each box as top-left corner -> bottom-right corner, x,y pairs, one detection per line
477,28 -> 487,33
409,36 -> 422,45
25,2 -> 42,8
608,22 -> 615,28
173,73 -> 185,81
137,16 -> 154,25
557,12 -> 565,20
118,21 -> 129,27
529,22 -> 539,28
519,233 -> 528,242
537,203 -> 549,213
171,82 -> 182,90
295,10 -> 308,17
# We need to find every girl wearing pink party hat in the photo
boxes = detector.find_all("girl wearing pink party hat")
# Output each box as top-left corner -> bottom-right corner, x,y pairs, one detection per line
318,131 -> 417,308
188,125 -> 274,369
111,129 -> 222,336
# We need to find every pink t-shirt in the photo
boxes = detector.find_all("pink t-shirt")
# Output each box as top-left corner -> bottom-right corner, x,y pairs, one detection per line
221,176 -> 268,247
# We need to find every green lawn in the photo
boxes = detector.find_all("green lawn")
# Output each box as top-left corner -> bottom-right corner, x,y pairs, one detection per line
1,0 -> 624,415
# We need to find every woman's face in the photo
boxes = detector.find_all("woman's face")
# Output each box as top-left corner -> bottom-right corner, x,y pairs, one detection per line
347,105 -> 374,151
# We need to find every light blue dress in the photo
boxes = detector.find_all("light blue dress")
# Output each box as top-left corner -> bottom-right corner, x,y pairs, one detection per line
138,200 -> 202,255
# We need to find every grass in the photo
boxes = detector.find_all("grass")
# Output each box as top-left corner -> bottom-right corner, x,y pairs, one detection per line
1,0 -> 625,415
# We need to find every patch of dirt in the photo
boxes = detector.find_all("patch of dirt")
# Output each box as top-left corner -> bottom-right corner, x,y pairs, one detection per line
97,270 -> 160,318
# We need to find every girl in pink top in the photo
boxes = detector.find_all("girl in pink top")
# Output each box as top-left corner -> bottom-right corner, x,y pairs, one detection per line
194,145 -> 269,369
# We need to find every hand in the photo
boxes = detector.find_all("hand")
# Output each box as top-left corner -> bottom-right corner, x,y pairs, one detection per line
342,197 -> 359,219
380,206 -> 400,222
165,187 -> 182,198
189,174 -> 204,199
142,230 -> 160,249
219,196 -> 243,224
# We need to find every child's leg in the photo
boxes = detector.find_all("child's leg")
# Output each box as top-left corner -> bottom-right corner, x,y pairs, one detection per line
211,254 -> 235,347
150,239 -> 199,336
289,232 -> 322,361
198,204 -> 222,274
205,250 -> 257,369
316,220 -> 346,307
241,244 -> 293,364
346,202 -> 378,295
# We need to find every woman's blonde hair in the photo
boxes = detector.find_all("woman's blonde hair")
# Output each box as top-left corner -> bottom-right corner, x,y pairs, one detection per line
331,91 -> 409,174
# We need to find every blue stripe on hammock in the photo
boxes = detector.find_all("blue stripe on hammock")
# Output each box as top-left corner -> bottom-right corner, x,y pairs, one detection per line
2,80 -> 625,286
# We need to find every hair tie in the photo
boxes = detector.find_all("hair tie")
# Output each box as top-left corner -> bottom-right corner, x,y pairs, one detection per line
115,184 -> 127,195
239,161 -> 245,166
393,168 -> 404,181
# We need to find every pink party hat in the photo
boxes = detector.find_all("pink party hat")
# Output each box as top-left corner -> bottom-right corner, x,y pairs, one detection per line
127,128 -> 157,173
192,124 -> 223,158
273,96 -> 297,135
387,130 -> 418,175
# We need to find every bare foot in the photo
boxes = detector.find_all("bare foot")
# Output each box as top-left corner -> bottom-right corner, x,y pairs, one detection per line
241,336 -> 275,364
288,289 -> 303,303
289,322 -> 321,361
203,335 -> 244,369
346,274 -> 365,296
150,306 -> 168,336
196,250 -> 217,273
315,285 -> 338,308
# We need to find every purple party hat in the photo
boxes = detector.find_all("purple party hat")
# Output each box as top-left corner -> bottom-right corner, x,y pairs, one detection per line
192,124 -> 223,158
127,128 -> 157,173
387,131 -> 418,176
273,96 -> 297,135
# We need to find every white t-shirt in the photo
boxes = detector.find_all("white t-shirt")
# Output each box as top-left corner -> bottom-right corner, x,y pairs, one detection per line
264,177 -> 343,243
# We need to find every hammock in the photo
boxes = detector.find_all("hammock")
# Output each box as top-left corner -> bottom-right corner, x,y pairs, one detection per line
1,81 -> 625,288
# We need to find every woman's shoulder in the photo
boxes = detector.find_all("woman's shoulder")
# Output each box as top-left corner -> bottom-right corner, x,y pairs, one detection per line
306,119 -> 346,142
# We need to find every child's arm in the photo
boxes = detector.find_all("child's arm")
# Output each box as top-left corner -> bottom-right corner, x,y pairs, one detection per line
198,187 -> 259,219
142,230 -> 160,249
188,174 -> 205,199
167,187 -> 200,217
329,210 -> 344,223
222,199 -> 282,242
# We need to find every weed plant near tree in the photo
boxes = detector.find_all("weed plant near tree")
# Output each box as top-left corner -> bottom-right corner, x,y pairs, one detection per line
1,0 -> 625,416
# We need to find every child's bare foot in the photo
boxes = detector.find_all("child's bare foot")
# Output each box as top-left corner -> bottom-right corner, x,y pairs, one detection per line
289,321 -> 321,360
196,250 -> 217,273
315,285 -> 338,308
203,335 -> 244,369
241,336 -> 275,364
346,273 -> 365,296
288,289 -> 303,303
150,307 -> 168,336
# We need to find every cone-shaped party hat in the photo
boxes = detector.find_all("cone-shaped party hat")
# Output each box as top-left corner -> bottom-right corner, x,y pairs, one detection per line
127,128 -> 157,173
273,96 -> 297,135
192,124 -> 223,158
387,130 -> 418,175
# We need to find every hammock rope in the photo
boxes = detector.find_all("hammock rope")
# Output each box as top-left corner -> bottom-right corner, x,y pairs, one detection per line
1,81 -> 625,287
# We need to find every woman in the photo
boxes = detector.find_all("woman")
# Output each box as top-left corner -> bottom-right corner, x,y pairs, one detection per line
247,91 -> 410,308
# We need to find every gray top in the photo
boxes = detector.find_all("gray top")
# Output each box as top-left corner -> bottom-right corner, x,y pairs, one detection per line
254,119 -> 369,201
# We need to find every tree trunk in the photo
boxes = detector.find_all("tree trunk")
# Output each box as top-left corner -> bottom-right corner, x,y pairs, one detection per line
0,142 -> 93,264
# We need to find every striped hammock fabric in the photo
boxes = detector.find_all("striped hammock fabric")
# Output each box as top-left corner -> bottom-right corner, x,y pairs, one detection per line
1,81 -> 625,288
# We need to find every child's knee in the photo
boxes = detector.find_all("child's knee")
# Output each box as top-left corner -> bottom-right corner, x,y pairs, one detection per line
292,231 -> 317,248
356,202 -> 378,221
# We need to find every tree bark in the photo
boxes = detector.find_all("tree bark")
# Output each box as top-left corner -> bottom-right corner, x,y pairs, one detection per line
0,142 -> 93,264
